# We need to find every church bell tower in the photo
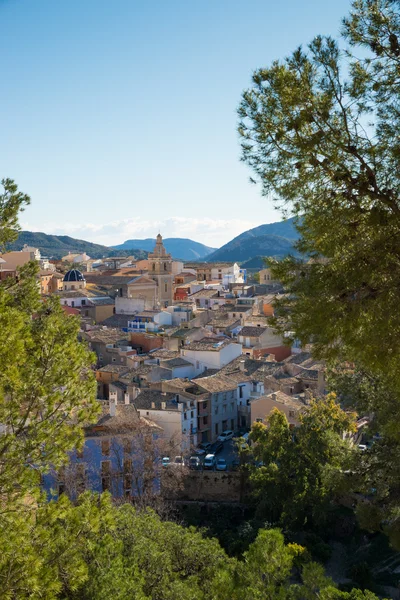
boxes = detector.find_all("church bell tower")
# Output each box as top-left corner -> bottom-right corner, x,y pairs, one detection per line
148,234 -> 173,307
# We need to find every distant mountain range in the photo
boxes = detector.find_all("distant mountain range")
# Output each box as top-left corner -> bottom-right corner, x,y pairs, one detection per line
7,217 -> 300,265
6,231 -> 147,260
205,217 -> 300,264
112,238 -> 216,261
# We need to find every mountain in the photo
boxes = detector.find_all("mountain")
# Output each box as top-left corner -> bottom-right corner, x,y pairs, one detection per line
206,217 -> 300,263
113,237 -> 216,261
6,231 -> 147,260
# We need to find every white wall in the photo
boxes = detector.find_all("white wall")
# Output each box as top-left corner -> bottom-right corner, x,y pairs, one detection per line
116,296 -> 145,314
181,342 -> 242,371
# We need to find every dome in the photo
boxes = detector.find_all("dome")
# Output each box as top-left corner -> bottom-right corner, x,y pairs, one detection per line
63,269 -> 85,283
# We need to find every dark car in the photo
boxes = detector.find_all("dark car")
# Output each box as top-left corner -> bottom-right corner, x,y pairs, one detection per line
213,442 -> 223,455
188,456 -> 201,470
195,442 -> 212,455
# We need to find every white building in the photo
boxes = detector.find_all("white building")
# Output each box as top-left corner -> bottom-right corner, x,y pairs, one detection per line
133,389 -> 197,451
181,338 -> 242,374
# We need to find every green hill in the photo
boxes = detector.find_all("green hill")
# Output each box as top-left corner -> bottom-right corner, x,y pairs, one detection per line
6,231 -> 147,260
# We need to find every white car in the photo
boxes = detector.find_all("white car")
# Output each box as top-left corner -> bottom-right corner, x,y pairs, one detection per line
216,458 -> 227,471
217,430 -> 234,442
204,454 -> 216,469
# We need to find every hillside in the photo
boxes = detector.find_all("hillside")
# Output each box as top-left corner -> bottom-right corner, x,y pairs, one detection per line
206,217 -> 300,263
113,237 -> 216,261
6,231 -> 147,260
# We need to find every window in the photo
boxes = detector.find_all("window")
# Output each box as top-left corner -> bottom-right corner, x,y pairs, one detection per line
256,418 -> 263,423
123,438 -> 132,453
289,410 -> 296,418
223,404 -> 227,414
71,301 -> 75,308
202,402 -> 208,410
214,406 -> 219,415
101,461 -> 111,491
101,440 -> 110,456
112,357 -> 116,362
191,411 -> 194,419
165,283 -> 168,292
81,299 -> 86,305
124,459 -> 132,491
222,420 -> 227,430
230,402 -> 234,412
231,419 -> 235,430
203,416 -> 208,425
184,412 -> 187,420
71,284 -> 75,290
76,463 -> 86,494
164,263 -> 167,271
215,423 -> 219,435
239,386 -> 244,399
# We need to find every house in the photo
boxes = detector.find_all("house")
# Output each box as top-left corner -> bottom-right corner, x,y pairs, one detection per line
42,400 -> 162,500
195,374 -> 238,441
237,325 -> 291,361
181,337 -> 242,373
159,379 -> 211,444
83,327 -> 131,367
129,332 -> 163,354
133,389 -> 198,450
81,297 -> 115,323
188,288 -> 227,309
258,267 -> 280,286
39,270 -> 64,294
149,357 -> 197,382
250,391 -> 305,428
185,262 -> 244,285
96,364 -> 130,399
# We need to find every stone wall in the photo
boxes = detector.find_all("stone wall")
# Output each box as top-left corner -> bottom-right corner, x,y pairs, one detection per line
163,470 -> 244,503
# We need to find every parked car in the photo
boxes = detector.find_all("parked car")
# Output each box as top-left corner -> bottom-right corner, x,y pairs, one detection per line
204,454 -> 216,469
173,455 -> 185,466
188,456 -> 201,470
213,441 -> 223,454
217,430 -> 234,442
194,442 -> 212,455
358,444 -> 367,451
216,458 -> 227,471
162,457 -> 170,468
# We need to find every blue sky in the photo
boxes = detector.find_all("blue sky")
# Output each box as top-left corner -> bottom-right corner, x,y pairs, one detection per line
1,0 -> 352,247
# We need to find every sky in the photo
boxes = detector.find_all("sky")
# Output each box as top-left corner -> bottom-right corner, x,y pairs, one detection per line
0,0 -> 352,248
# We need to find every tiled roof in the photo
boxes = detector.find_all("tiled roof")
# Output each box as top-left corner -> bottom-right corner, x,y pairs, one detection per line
252,391 -> 305,410
97,364 -> 129,374
84,328 -> 129,344
184,337 -> 233,352
195,374 -> 237,393
189,289 -> 219,299
134,390 -> 180,411
239,326 -> 267,337
220,356 -> 281,383
87,296 -> 115,306
147,349 -> 180,360
101,314 -> 137,328
161,357 -> 193,368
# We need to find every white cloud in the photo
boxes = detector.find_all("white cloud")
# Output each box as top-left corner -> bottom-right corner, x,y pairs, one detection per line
20,216 -> 262,248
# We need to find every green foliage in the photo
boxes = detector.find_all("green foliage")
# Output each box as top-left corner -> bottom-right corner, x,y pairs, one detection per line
0,178 -> 30,251
239,0 -> 400,547
248,396 -> 356,530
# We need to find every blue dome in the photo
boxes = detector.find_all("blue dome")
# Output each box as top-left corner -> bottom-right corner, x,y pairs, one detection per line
63,269 -> 85,283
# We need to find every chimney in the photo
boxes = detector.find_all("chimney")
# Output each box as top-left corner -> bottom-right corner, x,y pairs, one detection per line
124,393 -> 130,405
239,360 -> 246,372
161,401 -> 166,410
109,391 -> 118,416
271,393 -> 277,402
151,402 -> 155,409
